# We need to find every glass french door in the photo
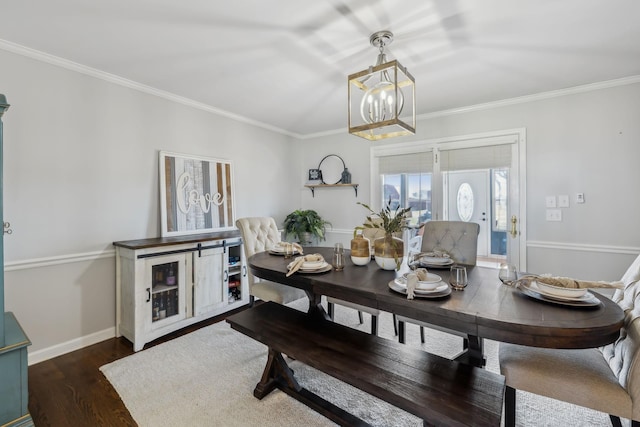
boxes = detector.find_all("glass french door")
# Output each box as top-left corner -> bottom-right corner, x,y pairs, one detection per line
372,129 -> 525,269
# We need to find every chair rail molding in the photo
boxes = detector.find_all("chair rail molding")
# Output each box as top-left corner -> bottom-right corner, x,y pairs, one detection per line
527,241 -> 640,255
4,249 -> 115,271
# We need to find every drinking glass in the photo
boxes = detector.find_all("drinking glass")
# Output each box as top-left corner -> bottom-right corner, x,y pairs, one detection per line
333,243 -> 345,271
449,265 -> 468,290
283,243 -> 293,259
407,252 -> 422,271
498,263 -> 518,286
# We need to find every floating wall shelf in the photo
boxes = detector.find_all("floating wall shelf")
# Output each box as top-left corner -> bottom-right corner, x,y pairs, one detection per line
305,183 -> 359,197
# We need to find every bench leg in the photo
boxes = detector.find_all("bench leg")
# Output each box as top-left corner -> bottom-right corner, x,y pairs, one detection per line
254,349 -> 301,399
371,315 -> 378,336
504,386 -> 516,427
398,320 -> 406,344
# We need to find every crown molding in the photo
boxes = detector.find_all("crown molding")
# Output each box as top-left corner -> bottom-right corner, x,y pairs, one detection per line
0,39 -> 302,139
3,38 -> 639,141
416,75 -> 640,121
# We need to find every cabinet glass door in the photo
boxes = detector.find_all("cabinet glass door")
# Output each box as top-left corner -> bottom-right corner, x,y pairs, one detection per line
147,254 -> 187,328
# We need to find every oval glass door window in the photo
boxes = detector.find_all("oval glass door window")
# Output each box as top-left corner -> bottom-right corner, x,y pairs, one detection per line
456,183 -> 474,222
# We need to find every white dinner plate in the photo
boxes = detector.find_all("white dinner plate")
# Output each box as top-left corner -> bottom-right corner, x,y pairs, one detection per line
517,281 -> 601,307
420,256 -> 452,264
269,247 -> 301,256
533,281 -> 588,299
388,280 -> 451,298
401,272 -> 442,284
530,282 -> 590,301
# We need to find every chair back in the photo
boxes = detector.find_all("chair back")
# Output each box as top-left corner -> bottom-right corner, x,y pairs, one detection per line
235,217 -> 281,285
600,254 -> 640,419
420,221 -> 480,265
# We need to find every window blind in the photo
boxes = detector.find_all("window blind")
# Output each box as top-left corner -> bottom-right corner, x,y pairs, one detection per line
440,144 -> 512,171
378,151 -> 433,174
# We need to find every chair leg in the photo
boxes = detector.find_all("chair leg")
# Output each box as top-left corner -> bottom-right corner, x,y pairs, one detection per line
358,310 -> 364,324
420,326 -> 425,344
398,321 -> 406,344
609,415 -> 623,427
327,301 -> 334,320
504,386 -> 516,427
393,314 -> 398,335
249,295 -> 256,307
371,315 -> 378,336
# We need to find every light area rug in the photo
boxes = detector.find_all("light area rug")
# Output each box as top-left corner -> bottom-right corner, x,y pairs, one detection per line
101,299 -> 623,427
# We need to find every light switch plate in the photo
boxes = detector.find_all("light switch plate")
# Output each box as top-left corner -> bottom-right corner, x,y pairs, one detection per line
576,193 -> 585,204
545,196 -> 557,208
546,209 -> 562,221
558,195 -> 569,208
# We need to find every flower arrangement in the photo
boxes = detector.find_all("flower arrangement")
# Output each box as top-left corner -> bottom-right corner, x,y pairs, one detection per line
356,199 -> 411,235
356,199 -> 412,270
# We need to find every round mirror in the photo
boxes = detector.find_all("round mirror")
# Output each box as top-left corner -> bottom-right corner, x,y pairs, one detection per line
318,155 -> 346,185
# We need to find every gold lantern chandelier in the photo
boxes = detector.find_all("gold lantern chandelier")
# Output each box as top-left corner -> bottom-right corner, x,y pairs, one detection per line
348,30 -> 415,141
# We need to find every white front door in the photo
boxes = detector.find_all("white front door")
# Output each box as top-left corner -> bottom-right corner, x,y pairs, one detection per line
444,170 -> 490,257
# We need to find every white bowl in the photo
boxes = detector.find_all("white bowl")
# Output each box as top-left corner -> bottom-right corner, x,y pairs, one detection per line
535,281 -> 588,298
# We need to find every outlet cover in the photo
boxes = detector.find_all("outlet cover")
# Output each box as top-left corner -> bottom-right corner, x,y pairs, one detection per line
546,209 -> 562,221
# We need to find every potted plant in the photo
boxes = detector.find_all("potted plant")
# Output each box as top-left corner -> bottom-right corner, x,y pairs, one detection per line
357,199 -> 412,270
283,209 -> 332,245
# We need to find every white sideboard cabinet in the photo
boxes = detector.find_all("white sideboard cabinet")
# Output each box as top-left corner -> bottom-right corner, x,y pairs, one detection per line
114,230 -> 247,351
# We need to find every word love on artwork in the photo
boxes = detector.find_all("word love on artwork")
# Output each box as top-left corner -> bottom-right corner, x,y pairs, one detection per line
176,172 -> 225,214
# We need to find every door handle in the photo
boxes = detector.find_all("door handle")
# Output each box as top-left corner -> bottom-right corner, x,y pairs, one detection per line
510,215 -> 518,238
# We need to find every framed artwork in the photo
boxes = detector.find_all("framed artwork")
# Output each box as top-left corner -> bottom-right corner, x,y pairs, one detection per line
308,168 -> 322,181
159,151 -> 235,237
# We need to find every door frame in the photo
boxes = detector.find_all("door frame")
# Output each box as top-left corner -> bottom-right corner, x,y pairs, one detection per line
370,128 -> 527,270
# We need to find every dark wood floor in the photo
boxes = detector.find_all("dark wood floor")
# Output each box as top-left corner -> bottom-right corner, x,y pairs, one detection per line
28,304 -> 251,426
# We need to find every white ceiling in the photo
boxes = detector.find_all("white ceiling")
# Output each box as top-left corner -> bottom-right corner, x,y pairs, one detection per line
2,0 -> 640,137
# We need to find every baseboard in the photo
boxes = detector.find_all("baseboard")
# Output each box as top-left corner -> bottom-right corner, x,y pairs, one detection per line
28,327 -> 116,366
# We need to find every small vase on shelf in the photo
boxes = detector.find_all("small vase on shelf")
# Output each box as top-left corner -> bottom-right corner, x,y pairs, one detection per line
341,168 -> 352,184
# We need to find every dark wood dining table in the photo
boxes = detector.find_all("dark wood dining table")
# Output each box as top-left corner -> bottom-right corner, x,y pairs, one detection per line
248,247 -> 624,367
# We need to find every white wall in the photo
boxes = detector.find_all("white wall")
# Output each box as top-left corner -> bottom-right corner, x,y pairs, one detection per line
3,43 -> 639,362
0,48 -> 300,360
300,80 -> 640,281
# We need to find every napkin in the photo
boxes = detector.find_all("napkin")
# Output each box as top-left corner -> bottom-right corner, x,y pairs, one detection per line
414,268 -> 430,281
273,242 -> 304,254
406,273 -> 418,300
286,253 -> 324,277
423,250 -> 450,259
519,274 -> 624,289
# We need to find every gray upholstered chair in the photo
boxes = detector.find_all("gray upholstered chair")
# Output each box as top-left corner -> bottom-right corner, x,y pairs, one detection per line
235,217 -> 306,306
499,254 -> 640,427
397,220 -> 480,345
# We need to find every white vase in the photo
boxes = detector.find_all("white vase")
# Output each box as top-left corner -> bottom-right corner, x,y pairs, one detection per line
374,255 -> 398,270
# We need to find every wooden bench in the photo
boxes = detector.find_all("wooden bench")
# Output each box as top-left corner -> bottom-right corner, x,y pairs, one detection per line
226,302 -> 505,427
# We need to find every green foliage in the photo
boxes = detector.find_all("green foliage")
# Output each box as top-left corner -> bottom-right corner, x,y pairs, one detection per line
357,198 -> 412,235
283,209 -> 332,241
